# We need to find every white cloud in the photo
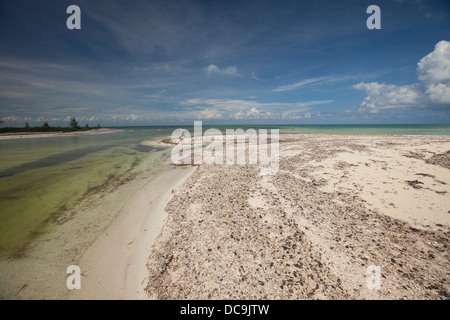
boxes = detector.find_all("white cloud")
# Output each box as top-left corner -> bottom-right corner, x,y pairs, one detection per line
354,40 -> 450,113
417,40 -> 450,104
273,75 -> 359,92
205,64 -> 239,76
127,114 -> 139,121
418,41 -> 450,84
425,83 -> 450,104
180,98 -> 333,120
251,72 -> 261,80
181,98 -> 332,111
198,109 -> 224,119
233,107 -> 274,120
353,82 -> 423,113
133,66 -> 149,72
273,77 -> 326,92
1,115 -> 23,123
281,111 -> 306,120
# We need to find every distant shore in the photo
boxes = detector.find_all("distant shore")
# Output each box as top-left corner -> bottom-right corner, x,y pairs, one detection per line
0,128 -> 123,140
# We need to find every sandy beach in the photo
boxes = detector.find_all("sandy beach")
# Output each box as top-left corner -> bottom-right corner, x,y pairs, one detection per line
1,133 -> 448,300
146,134 -> 450,299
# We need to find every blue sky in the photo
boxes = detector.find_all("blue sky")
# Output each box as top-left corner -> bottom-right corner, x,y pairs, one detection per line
0,0 -> 449,126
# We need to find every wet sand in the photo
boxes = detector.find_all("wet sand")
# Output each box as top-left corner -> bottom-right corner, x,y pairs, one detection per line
68,164 -> 196,299
146,134 -> 450,299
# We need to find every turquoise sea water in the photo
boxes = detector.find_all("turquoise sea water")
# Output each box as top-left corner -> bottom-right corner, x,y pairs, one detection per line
273,124 -> 450,136
122,124 -> 450,136
0,124 -> 449,257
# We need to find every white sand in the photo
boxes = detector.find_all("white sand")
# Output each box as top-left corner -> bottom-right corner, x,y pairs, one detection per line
300,136 -> 450,227
147,134 -> 450,299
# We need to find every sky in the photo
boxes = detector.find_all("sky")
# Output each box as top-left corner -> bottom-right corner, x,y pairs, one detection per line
0,0 -> 449,126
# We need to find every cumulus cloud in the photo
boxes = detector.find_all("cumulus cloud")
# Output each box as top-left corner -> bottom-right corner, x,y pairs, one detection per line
418,42 -> 450,83
1,115 -> 23,123
198,108 -> 224,119
354,40 -> 450,113
417,40 -> 450,103
205,64 -> 239,76
233,107 -> 274,120
425,83 -> 450,104
353,82 -> 423,113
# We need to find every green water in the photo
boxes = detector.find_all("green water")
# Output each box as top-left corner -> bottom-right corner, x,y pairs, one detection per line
0,128 -> 169,258
0,124 -> 449,258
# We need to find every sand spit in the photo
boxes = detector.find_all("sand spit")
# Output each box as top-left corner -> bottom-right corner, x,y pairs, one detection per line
146,134 -> 450,299
0,128 -> 123,140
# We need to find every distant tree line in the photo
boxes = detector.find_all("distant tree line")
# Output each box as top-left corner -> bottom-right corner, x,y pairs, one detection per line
0,117 -> 102,133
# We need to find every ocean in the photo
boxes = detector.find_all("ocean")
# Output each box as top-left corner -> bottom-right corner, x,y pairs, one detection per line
0,124 -> 449,258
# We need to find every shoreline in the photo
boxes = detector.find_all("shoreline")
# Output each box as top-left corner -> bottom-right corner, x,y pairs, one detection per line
0,128 -> 124,140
